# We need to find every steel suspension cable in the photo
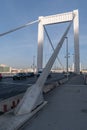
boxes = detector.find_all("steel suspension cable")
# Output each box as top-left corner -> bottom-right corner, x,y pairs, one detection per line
0,19 -> 39,37
44,26 -> 64,70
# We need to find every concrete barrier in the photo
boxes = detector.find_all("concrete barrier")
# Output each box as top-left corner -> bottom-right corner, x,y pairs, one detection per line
0,93 -> 23,113
0,78 -> 67,114
43,82 -> 59,93
58,78 -> 68,84
43,78 -> 68,93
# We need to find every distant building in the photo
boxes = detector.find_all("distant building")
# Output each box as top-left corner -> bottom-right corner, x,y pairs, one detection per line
11,68 -> 19,73
0,64 -> 37,74
0,64 -> 11,73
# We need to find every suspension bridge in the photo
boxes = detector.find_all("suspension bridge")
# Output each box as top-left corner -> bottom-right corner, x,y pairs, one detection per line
0,9 -> 85,130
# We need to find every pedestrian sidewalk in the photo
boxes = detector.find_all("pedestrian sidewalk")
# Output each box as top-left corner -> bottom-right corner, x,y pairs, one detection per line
20,74 -> 87,130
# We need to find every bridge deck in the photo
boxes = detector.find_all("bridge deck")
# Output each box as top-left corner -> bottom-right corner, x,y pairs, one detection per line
19,74 -> 87,130
0,73 -> 65,100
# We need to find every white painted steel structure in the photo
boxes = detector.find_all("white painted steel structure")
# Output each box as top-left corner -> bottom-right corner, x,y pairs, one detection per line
37,9 -> 80,74
15,22 -> 72,115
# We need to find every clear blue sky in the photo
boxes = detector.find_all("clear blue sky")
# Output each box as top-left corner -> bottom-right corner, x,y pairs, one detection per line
0,0 -> 86,69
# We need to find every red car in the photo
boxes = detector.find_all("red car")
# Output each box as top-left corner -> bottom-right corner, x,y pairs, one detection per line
0,73 -> 2,80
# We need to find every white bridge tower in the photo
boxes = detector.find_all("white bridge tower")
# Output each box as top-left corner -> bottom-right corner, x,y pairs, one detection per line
37,9 -> 80,74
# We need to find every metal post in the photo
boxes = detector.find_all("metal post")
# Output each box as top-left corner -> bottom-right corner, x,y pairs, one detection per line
33,56 -> 35,73
65,37 -> 69,80
72,53 -> 74,72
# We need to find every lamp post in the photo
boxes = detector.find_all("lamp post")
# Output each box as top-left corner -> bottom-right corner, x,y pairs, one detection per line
33,56 -> 35,73
72,53 -> 74,72
65,37 -> 69,80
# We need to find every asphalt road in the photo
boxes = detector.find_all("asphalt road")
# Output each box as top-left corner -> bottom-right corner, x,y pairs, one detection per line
0,73 -> 65,100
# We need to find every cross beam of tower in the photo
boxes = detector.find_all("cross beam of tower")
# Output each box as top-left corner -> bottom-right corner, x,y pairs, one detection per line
37,9 -> 80,74
44,26 -> 64,70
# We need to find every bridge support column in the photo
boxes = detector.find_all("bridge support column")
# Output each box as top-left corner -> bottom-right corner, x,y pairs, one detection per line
37,17 -> 44,72
73,10 -> 80,74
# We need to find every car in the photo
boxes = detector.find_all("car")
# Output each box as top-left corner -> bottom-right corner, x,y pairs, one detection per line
36,70 -> 51,79
26,72 -> 34,77
47,73 -> 51,79
0,73 -> 2,80
36,70 -> 42,77
13,73 -> 26,80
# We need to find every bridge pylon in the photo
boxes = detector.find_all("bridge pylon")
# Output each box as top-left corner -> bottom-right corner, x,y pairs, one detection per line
37,9 -> 80,74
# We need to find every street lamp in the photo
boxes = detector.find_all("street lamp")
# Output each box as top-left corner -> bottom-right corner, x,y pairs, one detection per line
65,37 -> 69,80
72,53 -> 75,72
33,56 -> 35,72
